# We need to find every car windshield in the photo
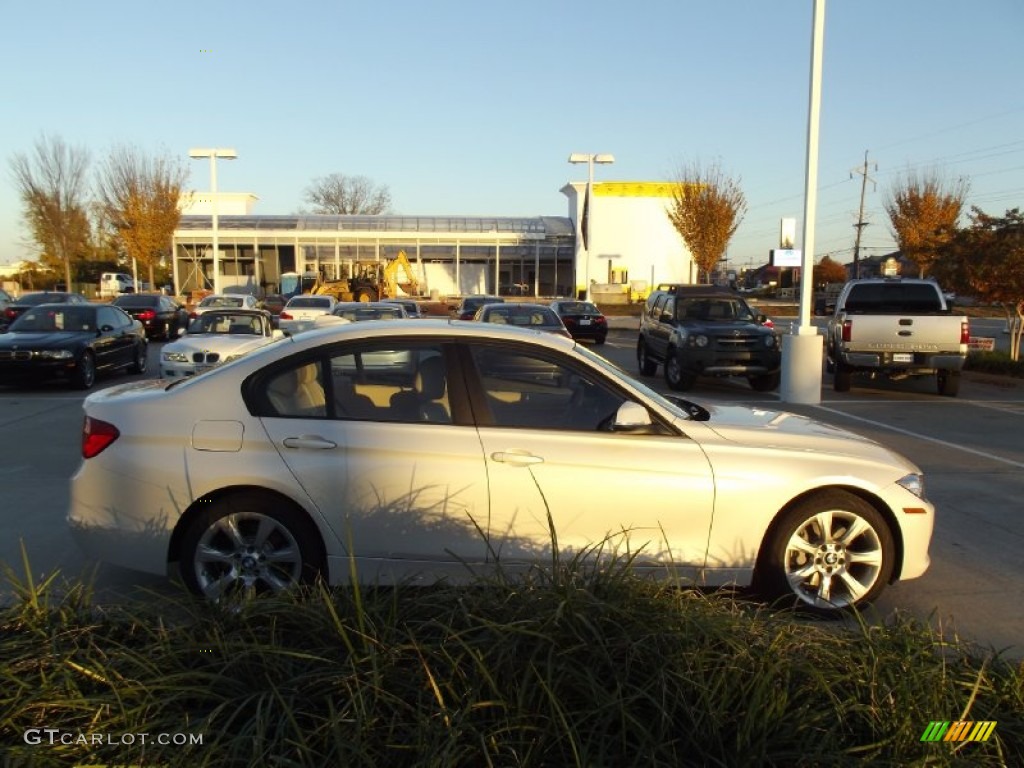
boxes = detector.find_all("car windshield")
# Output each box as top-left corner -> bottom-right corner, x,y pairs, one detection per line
483,306 -> 560,327
677,298 -> 754,322
115,295 -> 158,307
10,306 -> 94,332
557,301 -> 600,314
287,297 -> 332,309
189,313 -> 263,335
200,296 -> 243,308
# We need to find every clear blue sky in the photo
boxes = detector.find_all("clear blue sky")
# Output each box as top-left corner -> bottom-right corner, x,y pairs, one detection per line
2,0 -> 1022,271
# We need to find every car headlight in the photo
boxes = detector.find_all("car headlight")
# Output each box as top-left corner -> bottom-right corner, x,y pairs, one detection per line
38,349 -> 74,359
896,473 -> 926,499
162,351 -> 189,362
765,334 -> 778,348
693,334 -> 709,348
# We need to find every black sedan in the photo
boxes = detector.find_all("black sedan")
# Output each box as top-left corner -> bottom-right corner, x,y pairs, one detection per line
2,291 -> 89,329
112,293 -> 190,339
0,303 -> 147,389
550,300 -> 608,344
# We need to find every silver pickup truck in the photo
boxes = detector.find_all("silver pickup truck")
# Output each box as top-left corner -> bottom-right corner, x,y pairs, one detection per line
826,278 -> 969,396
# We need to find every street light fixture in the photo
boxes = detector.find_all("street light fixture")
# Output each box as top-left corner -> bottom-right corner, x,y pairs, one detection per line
188,148 -> 237,295
568,152 -> 615,301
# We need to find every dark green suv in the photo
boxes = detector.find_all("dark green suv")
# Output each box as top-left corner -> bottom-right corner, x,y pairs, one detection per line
637,286 -> 781,391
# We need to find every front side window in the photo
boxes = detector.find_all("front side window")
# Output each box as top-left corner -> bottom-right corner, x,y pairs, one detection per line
469,344 -> 625,431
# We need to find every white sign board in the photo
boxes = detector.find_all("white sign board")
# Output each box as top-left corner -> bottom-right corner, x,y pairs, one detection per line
771,249 -> 802,268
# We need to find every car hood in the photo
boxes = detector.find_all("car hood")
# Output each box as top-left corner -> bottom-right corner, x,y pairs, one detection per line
698,403 -> 918,471
0,331 -> 93,348
165,335 -> 273,355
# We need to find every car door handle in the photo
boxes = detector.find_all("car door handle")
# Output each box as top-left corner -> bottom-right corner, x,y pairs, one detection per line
283,435 -> 337,450
490,450 -> 544,466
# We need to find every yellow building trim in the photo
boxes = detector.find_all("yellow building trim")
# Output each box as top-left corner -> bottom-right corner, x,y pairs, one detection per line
593,182 -> 678,198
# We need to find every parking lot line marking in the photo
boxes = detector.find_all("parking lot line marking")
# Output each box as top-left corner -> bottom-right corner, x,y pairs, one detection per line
812,405 -> 1024,470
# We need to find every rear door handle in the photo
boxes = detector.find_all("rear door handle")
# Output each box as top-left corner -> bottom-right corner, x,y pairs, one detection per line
490,450 -> 544,466
283,435 -> 337,450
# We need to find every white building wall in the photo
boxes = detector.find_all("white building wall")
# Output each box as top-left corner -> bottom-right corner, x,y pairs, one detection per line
563,181 -> 694,298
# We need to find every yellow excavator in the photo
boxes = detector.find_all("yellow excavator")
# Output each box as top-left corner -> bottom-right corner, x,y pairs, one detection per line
311,250 -> 419,302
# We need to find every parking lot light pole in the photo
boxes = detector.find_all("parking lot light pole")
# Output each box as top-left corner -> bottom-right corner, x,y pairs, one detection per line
188,148 -> 237,295
568,153 -> 615,301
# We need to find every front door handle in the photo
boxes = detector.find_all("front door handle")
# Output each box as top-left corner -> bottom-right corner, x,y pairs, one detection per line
283,435 -> 337,450
490,450 -> 544,466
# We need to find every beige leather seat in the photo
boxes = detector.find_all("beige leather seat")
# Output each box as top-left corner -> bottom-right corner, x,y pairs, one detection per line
267,364 -> 326,416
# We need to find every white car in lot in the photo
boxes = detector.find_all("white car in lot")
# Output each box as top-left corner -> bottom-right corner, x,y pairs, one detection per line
69,320 -> 933,613
160,309 -> 284,379
278,295 -> 337,334
189,293 -> 260,318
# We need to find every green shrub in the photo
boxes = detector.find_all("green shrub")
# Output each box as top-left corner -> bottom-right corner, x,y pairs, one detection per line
964,350 -> 1024,378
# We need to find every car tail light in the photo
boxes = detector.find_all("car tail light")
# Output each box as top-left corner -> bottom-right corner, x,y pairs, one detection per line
841,319 -> 852,343
563,317 -> 577,326
960,320 -> 970,345
137,309 -> 156,321
594,316 -> 607,325
3,308 -> 15,320
280,310 -> 293,320
82,416 -> 120,459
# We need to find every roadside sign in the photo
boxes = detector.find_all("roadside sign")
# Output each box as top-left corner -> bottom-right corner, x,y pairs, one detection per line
968,337 -> 995,352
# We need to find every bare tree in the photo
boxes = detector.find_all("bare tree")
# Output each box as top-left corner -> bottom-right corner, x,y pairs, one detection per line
303,173 -> 392,215
97,146 -> 190,288
9,135 -> 92,290
884,169 -> 969,278
666,161 -> 746,283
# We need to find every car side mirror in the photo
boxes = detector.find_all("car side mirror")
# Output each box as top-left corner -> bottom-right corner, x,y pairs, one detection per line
756,314 -> 768,324
659,311 -> 674,324
612,401 -> 655,433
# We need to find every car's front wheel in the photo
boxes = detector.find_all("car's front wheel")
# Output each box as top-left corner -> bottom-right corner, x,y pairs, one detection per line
755,491 -> 895,615
72,352 -> 96,390
179,492 -> 324,600
664,350 -> 696,391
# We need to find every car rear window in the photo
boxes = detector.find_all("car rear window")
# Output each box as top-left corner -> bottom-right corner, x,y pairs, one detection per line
843,283 -> 944,314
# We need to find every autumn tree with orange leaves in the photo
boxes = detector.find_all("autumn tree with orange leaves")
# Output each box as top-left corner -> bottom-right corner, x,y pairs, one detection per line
97,146 -> 190,289
666,161 -> 746,284
884,170 -> 969,278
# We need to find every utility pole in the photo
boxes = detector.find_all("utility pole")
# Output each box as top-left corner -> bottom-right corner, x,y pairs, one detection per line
850,150 -> 876,279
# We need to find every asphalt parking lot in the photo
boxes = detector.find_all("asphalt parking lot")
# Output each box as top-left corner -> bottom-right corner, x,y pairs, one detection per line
1,325 -> 1022,658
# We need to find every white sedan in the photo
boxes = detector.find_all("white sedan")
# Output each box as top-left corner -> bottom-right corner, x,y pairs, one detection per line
190,293 -> 259,317
160,309 -> 284,378
278,295 -> 337,334
69,320 -> 933,613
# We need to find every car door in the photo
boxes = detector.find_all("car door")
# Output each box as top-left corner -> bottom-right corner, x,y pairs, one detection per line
256,342 -> 492,583
93,306 -> 132,370
464,341 -> 716,579
647,294 -> 675,359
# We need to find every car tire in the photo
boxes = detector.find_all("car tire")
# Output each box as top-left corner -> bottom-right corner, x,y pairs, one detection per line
664,349 -> 696,391
594,334 -> 606,346
749,373 -> 780,392
833,362 -> 852,393
130,341 -> 148,374
179,492 -> 324,600
755,490 -> 895,615
72,352 -> 96,390
637,339 -> 657,376
937,370 -> 960,397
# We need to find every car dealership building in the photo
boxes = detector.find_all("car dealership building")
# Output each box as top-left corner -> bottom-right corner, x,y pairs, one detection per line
172,181 -> 696,301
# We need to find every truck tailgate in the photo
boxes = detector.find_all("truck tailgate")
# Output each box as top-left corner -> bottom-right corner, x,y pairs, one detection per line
844,314 -> 967,352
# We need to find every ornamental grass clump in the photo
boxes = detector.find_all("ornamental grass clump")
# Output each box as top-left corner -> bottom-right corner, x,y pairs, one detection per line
1,546 -> 1021,767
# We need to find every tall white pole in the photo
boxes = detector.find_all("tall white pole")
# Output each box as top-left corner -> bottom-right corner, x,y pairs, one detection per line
210,155 -> 220,295
584,157 -> 594,301
780,0 -> 827,404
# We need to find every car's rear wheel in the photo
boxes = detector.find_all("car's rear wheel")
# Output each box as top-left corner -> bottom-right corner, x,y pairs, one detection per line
637,339 -> 657,376
755,491 -> 895,615
72,352 -> 96,390
130,341 -> 147,374
833,362 -> 852,392
664,350 -> 696,391
937,369 -> 960,397
180,492 -> 324,600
